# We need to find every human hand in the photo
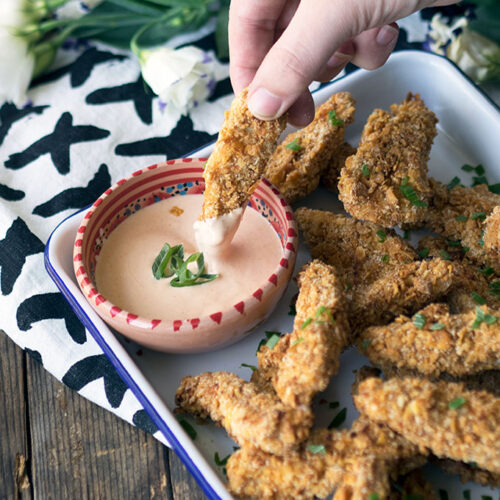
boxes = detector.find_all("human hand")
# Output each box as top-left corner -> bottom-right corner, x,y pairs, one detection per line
229,0 -> 457,125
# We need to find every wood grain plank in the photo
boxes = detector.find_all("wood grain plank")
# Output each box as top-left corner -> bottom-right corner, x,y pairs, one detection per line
0,332 -> 33,500
168,450 -> 207,500
25,353 -> 173,500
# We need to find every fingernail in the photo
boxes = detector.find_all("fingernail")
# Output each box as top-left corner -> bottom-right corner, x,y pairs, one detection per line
327,51 -> 352,68
376,25 -> 398,46
248,88 -> 283,119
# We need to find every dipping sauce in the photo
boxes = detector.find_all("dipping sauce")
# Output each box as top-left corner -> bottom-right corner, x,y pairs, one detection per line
94,195 -> 283,320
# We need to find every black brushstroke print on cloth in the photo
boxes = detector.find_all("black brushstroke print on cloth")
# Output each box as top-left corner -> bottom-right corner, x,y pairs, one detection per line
62,354 -> 128,408
86,75 -> 154,125
0,102 -> 48,146
0,184 -> 25,201
132,409 -> 158,435
33,163 -> 111,217
5,112 -> 110,174
115,115 -> 215,159
17,293 -> 87,344
0,218 -> 44,295
31,47 -> 127,88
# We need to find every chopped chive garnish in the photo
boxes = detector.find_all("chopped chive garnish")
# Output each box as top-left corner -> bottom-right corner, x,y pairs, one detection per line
381,254 -> 389,263
361,164 -> 370,177
152,243 -> 184,279
214,452 -> 230,466
463,490 -> 471,500
462,246 -> 470,252
471,212 -> 487,220
345,283 -> 352,291
472,175 -> 488,186
413,313 -> 426,330
439,249 -> 451,260
361,338 -> 372,352
471,306 -> 498,328
478,231 -> 485,247
472,292 -> 487,305
241,363 -> 257,371
439,490 -> 449,500
328,109 -> 344,126
285,138 -> 302,151
489,183 -> 500,194
430,322 -> 445,330
314,306 -> 334,324
478,266 -> 494,275
329,401 -> 340,409
265,333 -> 281,349
490,280 -> 500,290
418,247 -> 429,259
258,330 -> 281,351
480,496 -> 492,500
301,317 -> 313,329
449,397 -> 466,410
447,176 -> 461,190
369,494 -> 380,500
376,229 -> 387,243
448,239 -> 462,247
328,407 -> 347,429
475,164 -> 485,175
291,337 -> 304,346
461,164 -> 475,172
202,161 -> 208,169
288,303 -> 296,316
400,176 -> 428,207
178,418 -> 197,440
403,230 -> 410,240
456,215 -> 468,221
307,444 -> 326,454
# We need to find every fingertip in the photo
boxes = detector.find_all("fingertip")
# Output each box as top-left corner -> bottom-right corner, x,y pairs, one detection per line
287,90 -> 315,127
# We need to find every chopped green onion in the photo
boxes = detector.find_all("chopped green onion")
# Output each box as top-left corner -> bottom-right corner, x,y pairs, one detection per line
361,164 -> 370,177
241,363 -> 257,371
478,231 -> 485,247
462,246 -> 470,253
478,266 -> 494,275
413,313 -> 426,330
214,452 -> 230,466
430,322 -> 445,330
455,215 -> 468,221
488,183 -> 500,194
475,164 -> 485,175
257,331 -> 281,351
314,306 -> 334,324
489,280 -> 500,290
461,164 -> 475,172
400,176 -> 428,207
285,138 -> 302,151
291,337 -> 304,346
418,247 -> 429,259
265,333 -> 281,349
369,494 -> 380,500
471,212 -> 487,220
178,418 -> 197,440
329,401 -> 340,409
152,243 -> 184,279
301,317 -> 313,329
307,444 -> 326,454
439,490 -> 449,500
448,239 -> 462,247
439,249 -> 451,260
472,175 -> 488,187
449,397 -> 466,410
376,229 -> 387,243
403,230 -> 410,240
463,490 -> 471,500
447,176 -> 461,190
328,109 -> 344,126
328,407 -> 347,429
381,254 -> 389,263
288,303 -> 296,316
471,306 -> 498,328
472,292 -> 487,305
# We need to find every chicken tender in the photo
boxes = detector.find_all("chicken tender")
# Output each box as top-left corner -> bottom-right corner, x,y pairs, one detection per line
417,235 -> 467,262
354,376 -> 500,474
358,303 -> 500,377
426,178 -> 500,274
484,205 -> 500,270
321,141 -> 357,192
227,417 -> 424,500
264,92 -> 356,203
175,372 -> 312,456
201,88 -> 286,219
389,469 -> 439,500
338,93 -> 437,226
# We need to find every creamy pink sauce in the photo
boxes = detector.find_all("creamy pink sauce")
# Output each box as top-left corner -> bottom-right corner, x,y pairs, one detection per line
95,195 -> 283,320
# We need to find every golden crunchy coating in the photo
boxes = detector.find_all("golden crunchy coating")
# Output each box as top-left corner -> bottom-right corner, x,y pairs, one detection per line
227,417 -> 424,500
175,372 -> 312,455
358,303 -> 500,377
321,141 -> 357,192
201,88 -> 286,219
273,260 -> 350,407
338,93 -> 437,226
434,458 -> 500,488
389,470 -> 438,500
426,178 -> 500,273
264,92 -> 356,203
355,377 -> 500,474
484,205 -> 500,270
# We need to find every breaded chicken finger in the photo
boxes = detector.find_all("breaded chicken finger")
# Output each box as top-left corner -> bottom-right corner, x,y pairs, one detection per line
484,205 -> 500,271
354,377 -> 500,474
264,92 -> 356,203
175,372 -> 312,456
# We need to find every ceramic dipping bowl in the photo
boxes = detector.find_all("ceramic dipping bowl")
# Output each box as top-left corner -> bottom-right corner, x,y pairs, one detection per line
73,158 -> 297,353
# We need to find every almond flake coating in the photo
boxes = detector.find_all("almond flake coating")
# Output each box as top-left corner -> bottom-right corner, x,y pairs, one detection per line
201,88 -> 286,219
354,377 -> 500,474
338,93 -> 437,226
358,303 -> 500,377
175,372 -> 312,456
264,92 -> 356,203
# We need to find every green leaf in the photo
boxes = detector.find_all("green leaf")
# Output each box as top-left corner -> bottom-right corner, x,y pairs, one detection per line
214,451 -> 230,466
400,176 -> 428,207
265,333 -> 280,349
439,249 -> 451,260
472,292 -> 487,305
307,444 -> 326,454
241,363 -> 256,371
471,211 -> 487,220
456,215 -> 468,221
152,243 -> 183,279
177,417 -> 197,439
448,397 -> 466,410
430,322 -> 445,330
413,313 -> 426,330
285,138 -> 302,151
403,230 -> 410,240
376,229 -> 386,243
301,317 -> 312,329
328,110 -> 343,126
488,183 -> 500,194
328,407 -> 347,429
361,164 -> 370,177
447,176 -> 461,190
381,254 -> 389,263
472,175 -> 488,187
478,266 -> 494,275
418,247 -> 429,259
215,4 -> 229,59
461,164 -> 475,172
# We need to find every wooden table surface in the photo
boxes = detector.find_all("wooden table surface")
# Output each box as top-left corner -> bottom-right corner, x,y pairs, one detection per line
1,330 -> 206,500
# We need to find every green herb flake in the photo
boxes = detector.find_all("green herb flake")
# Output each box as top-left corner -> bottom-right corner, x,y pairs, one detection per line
265,333 -> 281,349
418,247 -> 429,259
307,444 -> 326,454
472,175 -> 488,187
447,176 -> 461,190
381,254 -> 389,263
413,313 -> 426,330
178,418 -> 197,440
488,183 -> 500,194
369,494 -> 380,500
345,283 -> 352,291
376,229 -> 387,243
480,496 -> 492,500
301,317 -> 313,330
439,490 -> 449,500
439,249 -> 451,260
461,164 -> 475,172
329,401 -> 340,409
462,246 -> 470,253
403,230 -> 410,240
258,331 -> 281,351
475,164 -> 485,175
448,239 -> 462,247
471,211 -> 487,220
456,215 -> 468,221
449,396 -> 466,410
328,109 -> 344,126
288,303 -> 297,316
361,164 -> 370,177
285,138 -> 302,151
478,231 -> 485,247
361,338 -> 372,352
241,363 -> 257,371
214,452 -> 230,466
400,176 -> 428,207
490,280 -> 500,291
463,490 -> 471,500
328,407 -> 347,429
478,266 -> 494,276
291,337 -> 304,346
472,292 -> 487,305
430,322 -> 445,330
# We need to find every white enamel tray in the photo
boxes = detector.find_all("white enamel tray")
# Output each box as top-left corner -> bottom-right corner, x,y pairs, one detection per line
46,51 -> 500,499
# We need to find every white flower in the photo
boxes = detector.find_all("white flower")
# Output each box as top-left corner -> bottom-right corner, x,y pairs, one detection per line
428,13 -> 467,54
0,0 -> 35,105
447,27 -> 500,84
139,46 -> 216,116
